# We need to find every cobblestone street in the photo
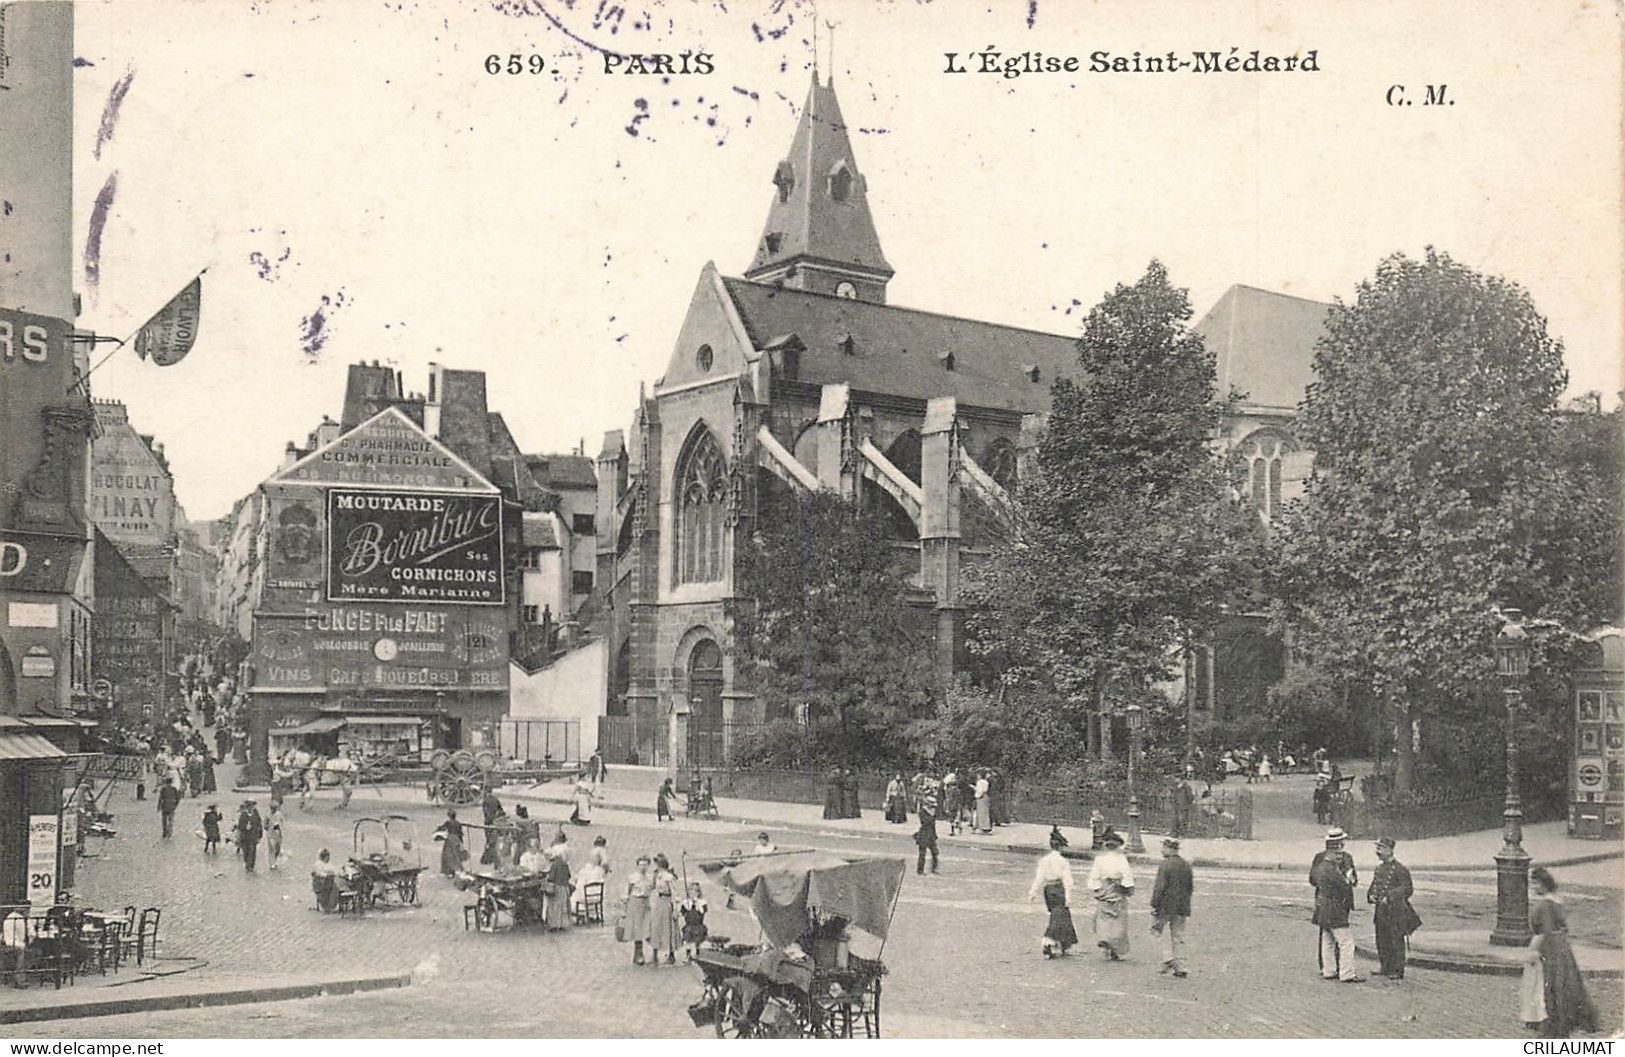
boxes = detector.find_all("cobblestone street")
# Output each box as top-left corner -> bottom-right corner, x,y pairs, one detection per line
5,780 -> 1620,1038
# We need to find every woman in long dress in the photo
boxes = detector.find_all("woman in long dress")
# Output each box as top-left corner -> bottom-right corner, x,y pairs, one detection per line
649,854 -> 680,965
1521,867 -> 1598,1036
1088,829 -> 1135,960
884,775 -> 908,824
575,835 -> 611,914
544,850 -> 573,931
622,855 -> 654,965
973,772 -> 993,834
435,809 -> 466,876
1028,826 -> 1079,958
570,778 -> 595,825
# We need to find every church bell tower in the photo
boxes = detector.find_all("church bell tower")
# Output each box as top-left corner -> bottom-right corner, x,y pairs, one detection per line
743,73 -> 894,304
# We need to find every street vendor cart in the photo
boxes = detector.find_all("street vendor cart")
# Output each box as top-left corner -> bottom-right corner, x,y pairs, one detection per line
462,866 -> 551,931
687,851 -> 905,1038
345,815 -> 427,909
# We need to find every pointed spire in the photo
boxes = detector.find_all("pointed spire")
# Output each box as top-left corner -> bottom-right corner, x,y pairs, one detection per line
743,73 -> 893,303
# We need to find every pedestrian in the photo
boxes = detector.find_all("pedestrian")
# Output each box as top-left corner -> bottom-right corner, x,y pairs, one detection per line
311,849 -> 339,913
201,803 -> 222,854
544,846 -> 573,932
913,801 -> 939,875
1088,828 -> 1135,960
184,750 -> 203,798
1172,777 -> 1195,838
214,725 -> 230,764
973,771 -> 992,834
650,853 -> 679,965
823,765 -> 843,820
1257,755 -> 1272,783
435,808 -> 467,876
1150,837 -> 1193,978
942,770 -> 963,836
480,788 -> 505,864
266,801 -> 285,869
621,854 -> 654,965
575,834 -> 611,915
1312,776 -> 1331,825
655,777 -> 674,822
1028,825 -> 1078,959
1310,826 -> 1363,982
747,831 -> 777,857
569,776 -> 595,825
587,747 -> 607,788
1367,837 -> 1419,980
679,882 -> 709,962
236,800 -> 264,873
884,773 -> 908,823
157,777 -> 181,839
1521,867 -> 1598,1037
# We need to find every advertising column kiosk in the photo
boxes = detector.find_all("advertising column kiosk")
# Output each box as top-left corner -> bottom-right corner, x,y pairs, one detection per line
1570,627 -> 1624,840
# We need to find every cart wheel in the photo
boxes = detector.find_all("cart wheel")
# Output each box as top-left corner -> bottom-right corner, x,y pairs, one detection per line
400,875 -> 418,905
474,750 -> 499,772
475,893 -> 498,931
429,750 -> 451,772
714,978 -> 760,1039
437,752 -> 486,806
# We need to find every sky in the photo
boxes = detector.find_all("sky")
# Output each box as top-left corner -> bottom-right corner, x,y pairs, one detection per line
69,0 -> 1624,522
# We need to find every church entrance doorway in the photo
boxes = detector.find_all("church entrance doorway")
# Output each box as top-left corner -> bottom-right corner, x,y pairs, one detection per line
687,639 -> 724,768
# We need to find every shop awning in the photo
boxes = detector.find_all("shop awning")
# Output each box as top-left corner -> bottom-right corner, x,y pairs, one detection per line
0,732 -> 68,760
345,715 -> 425,727
278,717 -> 347,737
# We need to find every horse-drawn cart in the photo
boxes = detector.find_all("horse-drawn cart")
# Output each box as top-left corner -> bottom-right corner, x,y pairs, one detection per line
687,851 -> 904,1038
428,749 -> 583,806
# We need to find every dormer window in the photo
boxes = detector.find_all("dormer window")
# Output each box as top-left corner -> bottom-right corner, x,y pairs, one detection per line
937,350 -> 955,372
773,161 -> 795,204
1022,363 -> 1041,383
828,161 -> 853,202
839,333 -> 856,357
763,232 -> 784,255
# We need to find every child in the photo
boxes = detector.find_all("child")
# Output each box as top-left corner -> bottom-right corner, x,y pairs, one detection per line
201,804 -> 222,854
679,882 -> 709,962
656,778 -> 674,822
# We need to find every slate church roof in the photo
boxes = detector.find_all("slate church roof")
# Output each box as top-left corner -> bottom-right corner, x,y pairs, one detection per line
1194,285 -> 1331,412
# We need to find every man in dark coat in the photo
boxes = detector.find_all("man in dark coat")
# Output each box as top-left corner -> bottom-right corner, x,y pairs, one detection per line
1150,837 -> 1194,977
480,788 -> 505,864
1366,836 -> 1418,979
236,801 -> 264,872
913,800 -> 939,875
157,778 -> 181,839
1310,827 -> 1362,982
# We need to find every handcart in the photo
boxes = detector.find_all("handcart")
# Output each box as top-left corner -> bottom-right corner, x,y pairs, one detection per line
345,815 -> 427,909
686,851 -> 905,1038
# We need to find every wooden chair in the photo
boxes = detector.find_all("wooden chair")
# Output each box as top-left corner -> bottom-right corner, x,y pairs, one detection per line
134,907 -> 160,966
117,907 -> 139,966
573,882 -> 605,925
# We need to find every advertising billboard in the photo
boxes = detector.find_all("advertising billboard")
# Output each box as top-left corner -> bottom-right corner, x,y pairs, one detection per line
326,489 -> 504,605
251,604 -> 508,692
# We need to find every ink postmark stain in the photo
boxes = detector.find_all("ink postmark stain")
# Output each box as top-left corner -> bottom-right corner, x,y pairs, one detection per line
84,172 -> 118,290
299,289 -> 349,361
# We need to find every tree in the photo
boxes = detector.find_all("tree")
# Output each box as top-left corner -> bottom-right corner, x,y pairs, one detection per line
1274,248 -> 1589,791
734,489 -> 938,768
967,260 -> 1261,758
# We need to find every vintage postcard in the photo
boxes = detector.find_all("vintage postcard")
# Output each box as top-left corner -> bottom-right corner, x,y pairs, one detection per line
0,0 -> 1619,1043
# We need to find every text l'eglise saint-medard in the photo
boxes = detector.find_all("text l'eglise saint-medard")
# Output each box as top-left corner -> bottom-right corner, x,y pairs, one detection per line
943,48 -> 1320,77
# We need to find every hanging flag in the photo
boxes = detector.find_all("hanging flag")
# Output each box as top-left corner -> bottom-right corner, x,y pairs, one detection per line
131,275 -> 202,366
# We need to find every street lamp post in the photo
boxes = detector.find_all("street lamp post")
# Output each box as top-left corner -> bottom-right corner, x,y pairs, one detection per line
1490,608 -> 1533,947
1125,704 -> 1146,854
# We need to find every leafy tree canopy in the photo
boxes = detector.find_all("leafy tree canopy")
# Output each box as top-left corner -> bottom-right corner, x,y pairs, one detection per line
735,488 -> 938,767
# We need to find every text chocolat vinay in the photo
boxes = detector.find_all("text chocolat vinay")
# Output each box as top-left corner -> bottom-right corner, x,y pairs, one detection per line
332,492 -> 500,598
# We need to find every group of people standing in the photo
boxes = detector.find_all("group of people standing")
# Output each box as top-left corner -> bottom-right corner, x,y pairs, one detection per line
618,852 -> 708,966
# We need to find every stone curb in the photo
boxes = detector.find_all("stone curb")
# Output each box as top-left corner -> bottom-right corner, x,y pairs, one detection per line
1351,943 -> 1623,979
0,971 -> 412,1026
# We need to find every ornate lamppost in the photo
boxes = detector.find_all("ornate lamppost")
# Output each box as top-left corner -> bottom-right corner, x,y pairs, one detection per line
1490,608 -> 1533,947
1125,703 -> 1146,854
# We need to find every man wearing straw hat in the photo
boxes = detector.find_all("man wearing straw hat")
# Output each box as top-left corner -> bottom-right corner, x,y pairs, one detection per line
1150,837 -> 1193,978
1309,827 -> 1363,982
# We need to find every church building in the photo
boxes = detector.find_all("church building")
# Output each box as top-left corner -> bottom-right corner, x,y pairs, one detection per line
592,73 -> 1326,769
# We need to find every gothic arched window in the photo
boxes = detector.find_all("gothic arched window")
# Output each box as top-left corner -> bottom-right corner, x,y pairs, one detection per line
1236,429 -> 1298,523
675,425 -> 729,584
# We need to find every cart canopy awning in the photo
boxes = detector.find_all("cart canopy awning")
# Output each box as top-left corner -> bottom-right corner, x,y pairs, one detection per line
344,715 -> 424,727
277,717 -> 347,736
704,852 -> 906,949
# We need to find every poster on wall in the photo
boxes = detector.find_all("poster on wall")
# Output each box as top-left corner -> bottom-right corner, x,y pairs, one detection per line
326,489 -> 504,605
26,814 -> 60,902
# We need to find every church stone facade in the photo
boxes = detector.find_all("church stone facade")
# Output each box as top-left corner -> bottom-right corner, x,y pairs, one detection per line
592,74 -> 1328,768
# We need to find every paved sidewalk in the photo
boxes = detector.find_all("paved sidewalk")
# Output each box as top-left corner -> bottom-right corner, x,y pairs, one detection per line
0,970 -> 409,1026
